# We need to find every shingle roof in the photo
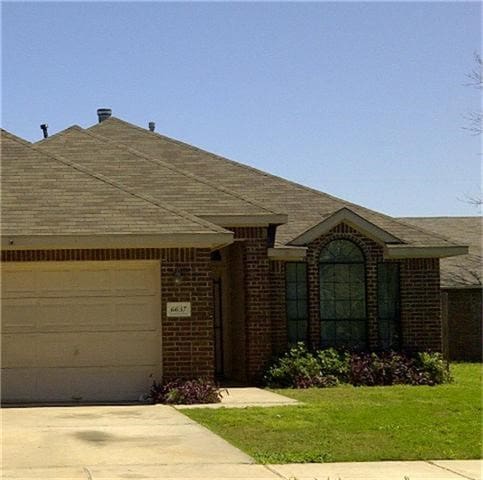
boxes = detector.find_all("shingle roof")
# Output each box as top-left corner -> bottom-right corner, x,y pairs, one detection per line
87,117 -> 460,250
401,217 -> 482,288
1,129 -> 230,245
36,125 -> 284,224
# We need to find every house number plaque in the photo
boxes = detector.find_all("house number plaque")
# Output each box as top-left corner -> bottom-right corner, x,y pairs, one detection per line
166,302 -> 191,317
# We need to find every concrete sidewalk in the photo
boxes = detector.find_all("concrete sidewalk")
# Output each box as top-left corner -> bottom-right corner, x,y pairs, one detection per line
269,460 -> 482,480
2,460 -> 480,479
175,387 -> 300,409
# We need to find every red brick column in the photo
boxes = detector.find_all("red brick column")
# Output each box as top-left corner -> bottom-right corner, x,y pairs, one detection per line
161,248 -> 214,379
400,258 -> 442,352
231,228 -> 271,382
270,260 -> 287,355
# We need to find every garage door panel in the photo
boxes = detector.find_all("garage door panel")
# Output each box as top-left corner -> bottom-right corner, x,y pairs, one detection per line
1,269 -> 36,298
2,335 -> 38,367
4,297 -> 159,334
2,366 -> 157,403
112,267 -> 158,296
1,261 -> 161,403
1,300 -> 38,333
37,298 -> 113,332
115,299 -> 160,330
3,332 -> 160,368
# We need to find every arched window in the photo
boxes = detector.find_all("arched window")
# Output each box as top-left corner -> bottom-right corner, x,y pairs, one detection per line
319,239 -> 367,350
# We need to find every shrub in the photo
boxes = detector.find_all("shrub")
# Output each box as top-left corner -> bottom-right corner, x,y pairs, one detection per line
264,346 -> 452,389
264,343 -> 340,388
148,378 -> 224,405
317,348 -> 350,381
349,351 -> 452,387
415,352 -> 452,385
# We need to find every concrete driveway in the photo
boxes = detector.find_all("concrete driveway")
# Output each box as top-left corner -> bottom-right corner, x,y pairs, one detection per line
1,404 -> 275,479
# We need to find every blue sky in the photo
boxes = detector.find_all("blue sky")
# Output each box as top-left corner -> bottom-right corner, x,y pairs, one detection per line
2,1 -> 481,217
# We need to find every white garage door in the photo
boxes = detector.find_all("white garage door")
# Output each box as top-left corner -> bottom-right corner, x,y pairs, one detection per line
1,261 -> 161,403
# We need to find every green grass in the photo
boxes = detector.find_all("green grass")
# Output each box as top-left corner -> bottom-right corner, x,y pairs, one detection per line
183,363 -> 482,464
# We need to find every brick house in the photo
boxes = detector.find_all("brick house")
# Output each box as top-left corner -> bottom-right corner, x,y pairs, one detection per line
402,217 -> 482,361
1,110 -> 469,403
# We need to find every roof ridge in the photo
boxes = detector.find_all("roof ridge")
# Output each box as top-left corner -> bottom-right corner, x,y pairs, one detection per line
1,128 -> 32,146
35,125 -> 84,144
85,118 -> 283,217
92,118 -> 456,246
9,133 -> 226,234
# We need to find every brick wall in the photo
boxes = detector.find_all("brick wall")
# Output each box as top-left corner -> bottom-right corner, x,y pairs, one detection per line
1,247 -> 214,380
443,288 -> 482,361
230,227 -> 271,382
399,258 -> 442,352
269,260 -> 287,355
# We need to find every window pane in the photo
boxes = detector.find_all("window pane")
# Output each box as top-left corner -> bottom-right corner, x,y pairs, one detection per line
319,240 -> 367,350
321,320 -> 336,347
286,263 -> 308,344
320,239 -> 364,263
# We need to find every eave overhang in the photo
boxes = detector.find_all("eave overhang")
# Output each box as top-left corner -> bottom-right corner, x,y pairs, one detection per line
384,245 -> 469,259
1,232 -> 234,251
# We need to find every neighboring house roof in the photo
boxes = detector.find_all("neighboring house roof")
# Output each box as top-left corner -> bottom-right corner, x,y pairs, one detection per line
1,129 -> 232,249
84,117 -> 463,255
401,217 -> 482,289
36,126 -> 286,227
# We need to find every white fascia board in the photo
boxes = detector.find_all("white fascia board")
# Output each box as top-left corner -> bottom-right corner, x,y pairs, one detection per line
268,247 -> 307,261
1,232 -> 234,250
288,207 -> 402,246
385,245 -> 469,259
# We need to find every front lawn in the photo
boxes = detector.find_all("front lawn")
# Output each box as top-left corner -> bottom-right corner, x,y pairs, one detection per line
183,363 -> 481,464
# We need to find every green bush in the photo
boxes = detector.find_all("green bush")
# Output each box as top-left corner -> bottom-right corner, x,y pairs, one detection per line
415,352 -> 452,385
317,348 -> 350,381
265,343 -> 340,388
264,345 -> 452,389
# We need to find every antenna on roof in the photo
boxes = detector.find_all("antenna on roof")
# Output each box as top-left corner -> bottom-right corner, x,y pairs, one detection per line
40,124 -> 48,139
148,122 -> 155,132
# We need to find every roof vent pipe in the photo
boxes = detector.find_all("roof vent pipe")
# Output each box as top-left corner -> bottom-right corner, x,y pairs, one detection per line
40,124 -> 48,139
97,108 -> 112,123
148,122 -> 155,132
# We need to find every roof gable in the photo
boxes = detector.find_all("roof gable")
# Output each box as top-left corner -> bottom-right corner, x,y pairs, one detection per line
288,207 -> 402,246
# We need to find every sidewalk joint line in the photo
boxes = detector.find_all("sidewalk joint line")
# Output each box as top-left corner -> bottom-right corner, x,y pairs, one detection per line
264,464 -> 289,479
427,461 -> 477,480
83,466 -> 93,480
